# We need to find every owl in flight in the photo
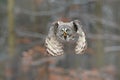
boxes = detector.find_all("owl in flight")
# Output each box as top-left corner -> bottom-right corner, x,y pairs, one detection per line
45,20 -> 87,56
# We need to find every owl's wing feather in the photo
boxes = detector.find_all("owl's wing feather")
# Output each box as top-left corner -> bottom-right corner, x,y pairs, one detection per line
74,20 -> 87,54
45,25 -> 64,56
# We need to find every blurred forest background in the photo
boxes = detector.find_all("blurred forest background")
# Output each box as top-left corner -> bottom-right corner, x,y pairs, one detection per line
0,0 -> 120,80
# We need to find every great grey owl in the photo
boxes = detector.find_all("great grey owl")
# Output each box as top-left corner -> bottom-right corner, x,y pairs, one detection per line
45,20 -> 87,56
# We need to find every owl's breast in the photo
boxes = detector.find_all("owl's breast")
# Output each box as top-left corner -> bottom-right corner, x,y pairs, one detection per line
63,41 -> 76,54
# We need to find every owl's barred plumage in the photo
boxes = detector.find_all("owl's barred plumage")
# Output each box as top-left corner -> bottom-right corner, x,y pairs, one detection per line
45,20 -> 87,56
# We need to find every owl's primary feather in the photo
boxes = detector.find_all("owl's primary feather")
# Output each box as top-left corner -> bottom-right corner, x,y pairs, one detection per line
45,20 -> 87,56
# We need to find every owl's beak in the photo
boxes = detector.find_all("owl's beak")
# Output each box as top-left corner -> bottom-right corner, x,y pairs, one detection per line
63,32 -> 67,36
63,32 -> 67,39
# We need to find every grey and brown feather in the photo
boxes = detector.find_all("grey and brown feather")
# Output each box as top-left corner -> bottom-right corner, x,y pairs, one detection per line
45,20 -> 87,56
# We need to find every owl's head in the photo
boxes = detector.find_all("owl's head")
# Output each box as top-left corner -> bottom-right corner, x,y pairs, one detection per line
52,20 -> 80,42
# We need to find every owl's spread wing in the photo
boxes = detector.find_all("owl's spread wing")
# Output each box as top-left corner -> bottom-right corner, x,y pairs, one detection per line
74,20 -> 87,54
45,37 -> 64,56
45,24 -> 64,56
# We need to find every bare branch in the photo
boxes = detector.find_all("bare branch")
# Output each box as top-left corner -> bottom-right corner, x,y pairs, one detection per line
15,29 -> 46,39
80,13 -> 120,30
87,33 -> 120,41
104,46 -> 120,53
31,55 -> 65,66
14,6 -> 66,16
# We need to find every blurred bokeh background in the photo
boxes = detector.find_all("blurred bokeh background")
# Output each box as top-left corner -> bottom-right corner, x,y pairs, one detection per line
0,0 -> 120,80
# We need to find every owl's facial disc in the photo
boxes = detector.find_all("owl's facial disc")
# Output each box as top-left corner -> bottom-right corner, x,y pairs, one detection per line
56,25 -> 75,42
61,28 -> 72,41
61,28 -> 67,39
